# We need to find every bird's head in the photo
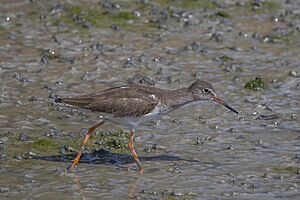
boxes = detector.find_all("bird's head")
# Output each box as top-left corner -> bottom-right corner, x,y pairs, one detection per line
188,80 -> 238,114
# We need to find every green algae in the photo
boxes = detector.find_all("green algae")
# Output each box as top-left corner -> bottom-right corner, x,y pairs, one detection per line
261,1 -> 280,11
267,34 -> 292,44
272,166 -> 299,174
249,1 -> 281,13
41,49 -> 59,60
162,195 -> 187,200
32,138 -> 56,147
244,76 -> 268,91
210,11 -> 231,19
27,138 -> 60,154
158,0 -> 216,9
94,129 -> 129,152
218,54 -> 234,62
1,128 -> 131,164
117,12 -> 137,20
57,3 -> 154,32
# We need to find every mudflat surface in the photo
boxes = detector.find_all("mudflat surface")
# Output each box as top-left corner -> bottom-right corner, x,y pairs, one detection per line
0,0 -> 299,199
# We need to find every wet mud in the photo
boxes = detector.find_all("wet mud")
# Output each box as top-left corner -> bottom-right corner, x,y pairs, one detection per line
0,0 -> 299,199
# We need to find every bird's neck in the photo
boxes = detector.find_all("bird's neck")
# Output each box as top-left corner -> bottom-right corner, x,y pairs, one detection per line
165,88 -> 194,109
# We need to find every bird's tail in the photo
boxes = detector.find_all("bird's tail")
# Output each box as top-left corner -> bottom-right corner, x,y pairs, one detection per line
54,97 -> 93,107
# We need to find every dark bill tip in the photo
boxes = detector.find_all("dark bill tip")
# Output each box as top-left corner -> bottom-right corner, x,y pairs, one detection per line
212,96 -> 239,114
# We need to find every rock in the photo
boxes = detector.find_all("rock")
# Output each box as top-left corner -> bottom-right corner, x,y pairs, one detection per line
289,71 -> 298,78
171,191 -> 183,196
0,187 -> 9,193
196,136 -> 212,145
19,132 -> 29,141
152,144 -> 166,150
128,74 -> 155,86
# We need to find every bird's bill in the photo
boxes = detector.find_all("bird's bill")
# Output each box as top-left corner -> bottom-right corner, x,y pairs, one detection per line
212,95 -> 239,114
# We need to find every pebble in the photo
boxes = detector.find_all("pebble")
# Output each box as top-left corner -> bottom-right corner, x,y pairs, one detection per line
262,36 -> 273,43
94,140 -> 103,146
209,124 -> 219,130
140,189 -> 158,195
219,179 -> 226,184
13,73 -> 27,82
112,3 -> 121,9
16,100 -> 23,106
170,118 -> 180,124
28,96 -> 42,101
24,151 -> 37,159
171,191 -> 183,196
111,24 -> 120,31
144,147 -> 151,153
262,173 -> 272,179
224,64 -> 236,72
239,117 -> 245,121
19,132 -> 28,141
257,140 -> 263,145
197,117 -> 207,124
190,41 -> 201,52
112,139 -> 122,147
152,144 -> 166,150
252,32 -> 260,40
14,155 -> 23,160
227,128 -> 237,133
196,136 -> 212,145
294,154 -> 300,160
123,56 -> 136,68
226,145 -> 234,150
239,31 -> 248,37
0,154 -> 7,160
289,71 -> 298,77
60,145 -> 76,155
128,74 -> 155,86
91,43 -> 103,52
133,11 -> 141,17
0,187 -> 9,193
49,4 -> 64,16
52,34 -> 62,44
210,32 -> 224,42
289,183 -> 297,191
290,113 -> 296,120
56,80 -> 63,86
45,127 -> 61,137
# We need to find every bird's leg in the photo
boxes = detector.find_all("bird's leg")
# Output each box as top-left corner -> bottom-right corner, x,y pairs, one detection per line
128,128 -> 144,174
67,120 -> 105,171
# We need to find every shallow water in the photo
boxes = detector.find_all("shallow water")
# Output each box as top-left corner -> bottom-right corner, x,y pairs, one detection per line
0,0 -> 299,199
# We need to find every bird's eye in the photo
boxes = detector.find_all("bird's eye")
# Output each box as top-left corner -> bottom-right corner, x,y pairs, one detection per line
203,88 -> 210,93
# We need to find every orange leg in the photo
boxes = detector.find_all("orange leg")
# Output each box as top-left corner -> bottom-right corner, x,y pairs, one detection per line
67,120 -> 105,171
128,128 -> 144,174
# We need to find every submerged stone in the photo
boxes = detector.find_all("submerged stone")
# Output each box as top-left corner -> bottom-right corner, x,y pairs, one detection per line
244,76 -> 268,91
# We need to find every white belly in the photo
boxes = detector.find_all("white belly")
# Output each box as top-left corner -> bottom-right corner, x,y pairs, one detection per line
102,105 -> 171,129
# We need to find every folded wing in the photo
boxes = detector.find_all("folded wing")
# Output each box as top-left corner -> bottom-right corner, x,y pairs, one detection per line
60,86 -> 159,117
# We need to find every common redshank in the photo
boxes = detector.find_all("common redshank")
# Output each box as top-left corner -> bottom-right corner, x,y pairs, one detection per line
56,79 -> 238,173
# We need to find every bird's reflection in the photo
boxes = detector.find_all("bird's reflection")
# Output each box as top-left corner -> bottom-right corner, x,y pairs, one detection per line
38,148 -> 219,199
30,148 -> 200,166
